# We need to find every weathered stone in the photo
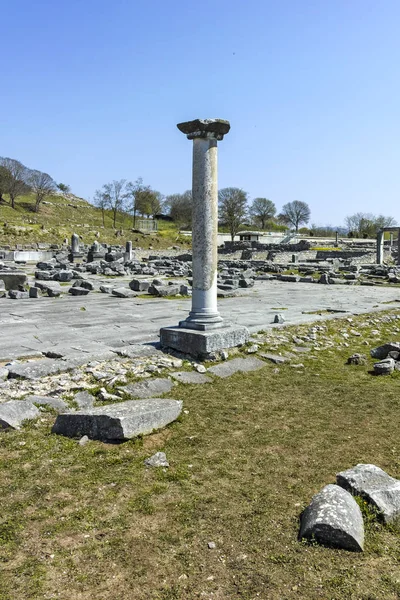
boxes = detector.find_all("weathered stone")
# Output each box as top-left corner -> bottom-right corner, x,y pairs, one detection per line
144,451 -> 169,467
170,371 -> 212,384
52,398 -> 183,441
347,353 -> 367,365
69,286 -> 90,296
259,353 -> 288,365
299,484 -> 364,551
148,284 -> 180,297
0,400 -> 40,430
0,271 -> 27,290
25,395 -> 68,412
373,358 -> 395,375
208,356 -> 266,378
160,325 -> 249,358
129,279 -> 150,292
112,287 -> 138,298
371,342 -> 400,360
8,290 -> 29,299
55,270 -> 73,282
74,391 -> 95,409
29,286 -> 41,298
120,378 -> 174,398
273,314 -> 285,324
337,464 -> 400,523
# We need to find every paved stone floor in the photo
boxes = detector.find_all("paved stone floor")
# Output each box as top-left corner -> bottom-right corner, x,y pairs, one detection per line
1,280 -> 399,361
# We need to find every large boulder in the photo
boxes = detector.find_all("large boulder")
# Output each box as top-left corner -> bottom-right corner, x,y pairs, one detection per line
52,398 -> 182,441
299,484 -> 364,551
337,464 -> 400,523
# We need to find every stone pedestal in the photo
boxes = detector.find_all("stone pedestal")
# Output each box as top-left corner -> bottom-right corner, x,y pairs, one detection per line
124,241 -> 133,262
160,119 -> 249,357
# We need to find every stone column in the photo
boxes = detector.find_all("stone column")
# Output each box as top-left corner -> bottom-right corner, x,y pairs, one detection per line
335,231 -> 339,247
71,233 -> 80,253
160,119 -> 249,357
178,119 -> 230,330
398,229 -> 400,266
390,232 -> 393,247
125,241 -> 133,262
376,230 -> 384,264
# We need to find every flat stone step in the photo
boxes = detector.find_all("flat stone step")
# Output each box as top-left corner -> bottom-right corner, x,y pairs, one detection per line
170,371 -> 212,384
119,378 -> 174,398
208,357 -> 266,378
52,398 -> 182,441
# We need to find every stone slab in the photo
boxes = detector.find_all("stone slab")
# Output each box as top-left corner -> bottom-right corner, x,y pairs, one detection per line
8,351 -> 117,380
51,398 -> 183,441
0,400 -> 40,429
160,325 -> 249,357
299,484 -> 364,551
208,356 -> 266,378
170,371 -> 212,384
337,463 -> 400,523
120,378 -> 174,398
25,395 -> 68,412
259,352 -> 289,364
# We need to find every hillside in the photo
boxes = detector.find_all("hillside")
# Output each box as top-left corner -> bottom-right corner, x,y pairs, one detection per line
0,193 -> 190,250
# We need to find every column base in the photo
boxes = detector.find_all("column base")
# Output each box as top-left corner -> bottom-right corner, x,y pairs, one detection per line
160,324 -> 249,358
179,317 -> 224,331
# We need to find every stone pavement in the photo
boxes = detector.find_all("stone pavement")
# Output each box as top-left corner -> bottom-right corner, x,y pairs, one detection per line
0,280 -> 399,362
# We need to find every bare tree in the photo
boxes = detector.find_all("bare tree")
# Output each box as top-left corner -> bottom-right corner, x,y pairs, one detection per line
0,166 -> 9,202
165,191 -> 193,226
279,200 -> 311,232
28,170 -> 57,212
218,187 -> 248,241
93,188 -> 110,226
345,212 -> 397,237
96,180 -> 128,228
0,157 -> 28,209
126,178 -> 152,227
249,197 -> 276,229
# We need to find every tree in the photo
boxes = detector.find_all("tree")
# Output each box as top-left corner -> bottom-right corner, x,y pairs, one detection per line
218,187 -> 248,241
126,178 -> 153,227
95,180 -> 128,228
165,191 -> 193,226
0,166 -> 9,202
57,183 -> 71,194
249,197 -> 276,229
344,212 -> 397,237
28,170 -> 56,212
93,188 -> 110,226
279,200 -> 311,232
0,157 -> 28,209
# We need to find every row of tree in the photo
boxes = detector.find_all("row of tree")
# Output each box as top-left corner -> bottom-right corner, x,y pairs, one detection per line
0,157 -> 71,212
93,179 -> 312,238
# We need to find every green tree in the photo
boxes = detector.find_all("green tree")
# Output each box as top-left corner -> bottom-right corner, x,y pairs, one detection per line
218,187 -> 248,241
165,191 -> 193,226
0,157 -> 28,209
249,197 -> 276,229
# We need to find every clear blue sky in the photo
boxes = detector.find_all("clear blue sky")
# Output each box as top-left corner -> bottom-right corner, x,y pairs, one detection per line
1,0 -> 399,226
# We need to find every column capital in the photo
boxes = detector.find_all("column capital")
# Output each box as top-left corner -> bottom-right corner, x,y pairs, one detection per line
177,118 -> 230,141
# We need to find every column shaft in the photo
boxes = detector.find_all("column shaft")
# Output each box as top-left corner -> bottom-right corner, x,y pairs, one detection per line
183,137 -> 222,329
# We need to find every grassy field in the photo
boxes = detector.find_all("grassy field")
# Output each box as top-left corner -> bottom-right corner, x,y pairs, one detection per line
0,193 -> 189,249
1,311 -> 400,599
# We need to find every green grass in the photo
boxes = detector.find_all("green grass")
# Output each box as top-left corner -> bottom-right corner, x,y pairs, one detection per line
0,193 -> 190,249
1,311 -> 400,598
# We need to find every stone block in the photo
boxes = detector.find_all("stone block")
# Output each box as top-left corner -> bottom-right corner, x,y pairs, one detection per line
112,287 -> 138,298
129,279 -> 150,292
170,371 -> 212,384
69,286 -> 90,296
299,484 -> 364,551
0,400 -> 40,430
337,464 -> 400,523
160,325 -> 249,358
371,342 -> 400,360
52,398 -> 183,441
0,271 -> 27,290
25,395 -> 68,412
